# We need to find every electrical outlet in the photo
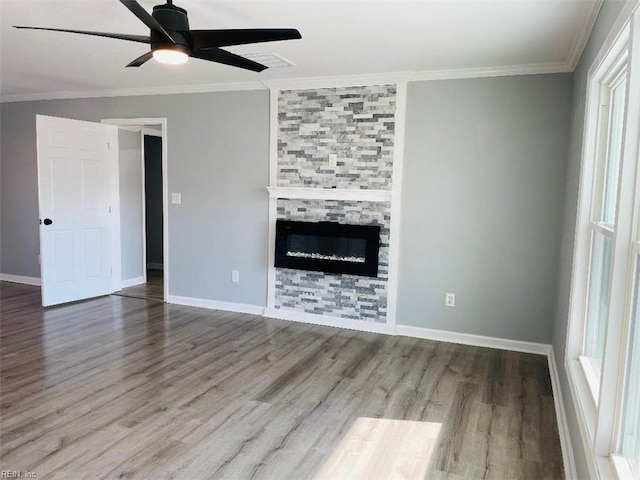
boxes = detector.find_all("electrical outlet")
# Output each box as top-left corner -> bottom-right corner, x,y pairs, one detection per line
445,293 -> 455,307
171,193 -> 182,205
328,154 -> 338,167
232,270 -> 239,283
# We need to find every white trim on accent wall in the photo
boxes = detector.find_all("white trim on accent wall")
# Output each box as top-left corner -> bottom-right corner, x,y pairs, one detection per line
264,308 -> 396,335
0,274 -> 42,286
266,86 -> 279,311
386,81 -> 407,327
266,187 -> 391,202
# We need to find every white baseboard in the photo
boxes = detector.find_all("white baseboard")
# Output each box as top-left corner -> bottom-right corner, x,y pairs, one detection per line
0,273 -> 41,286
396,324 -> 552,356
147,262 -> 164,270
263,307 -> 396,335
547,348 -> 577,480
167,295 -> 265,316
120,276 -> 146,289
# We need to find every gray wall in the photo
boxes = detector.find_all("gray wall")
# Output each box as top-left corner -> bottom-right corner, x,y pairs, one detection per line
118,129 -> 143,281
144,135 -> 163,267
552,1 -> 627,477
0,90 -> 270,305
0,76 -> 574,337
397,74 -> 572,343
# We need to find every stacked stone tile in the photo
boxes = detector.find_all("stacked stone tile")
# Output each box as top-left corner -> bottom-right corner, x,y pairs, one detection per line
278,85 -> 396,189
275,85 -> 397,323
275,199 -> 390,322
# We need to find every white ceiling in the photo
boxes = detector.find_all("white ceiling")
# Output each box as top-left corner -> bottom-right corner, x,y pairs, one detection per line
0,0 -> 602,101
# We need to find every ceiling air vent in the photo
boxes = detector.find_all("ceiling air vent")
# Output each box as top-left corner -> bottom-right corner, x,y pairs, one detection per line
241,52 -> 296,68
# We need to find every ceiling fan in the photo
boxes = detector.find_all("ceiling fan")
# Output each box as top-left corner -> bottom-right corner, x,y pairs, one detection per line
13,0 -> 302,72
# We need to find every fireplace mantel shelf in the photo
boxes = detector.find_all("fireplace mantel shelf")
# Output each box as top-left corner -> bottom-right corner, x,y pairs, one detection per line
267,187 -> 392,202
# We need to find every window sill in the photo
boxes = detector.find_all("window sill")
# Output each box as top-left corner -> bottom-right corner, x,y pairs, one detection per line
566,357 -> 633,479
579,354 -> 601,404
612,455 -> 638,479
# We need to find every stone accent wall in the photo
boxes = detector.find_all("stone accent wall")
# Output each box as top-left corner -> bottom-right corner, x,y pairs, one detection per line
277,85 -> 396,190
275,199 -> 390,323
273,84 -> 397,323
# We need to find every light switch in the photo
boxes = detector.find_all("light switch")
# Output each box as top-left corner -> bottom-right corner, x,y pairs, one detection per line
171,193 -> 182,205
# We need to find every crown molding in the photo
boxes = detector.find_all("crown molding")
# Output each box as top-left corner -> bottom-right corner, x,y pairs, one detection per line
262,63 -> 573,92
567,0 -> 605,71
260,72 -> 412,91
410,62 -> 572,82
0,81 -> 266,103
1,60 -> 576,103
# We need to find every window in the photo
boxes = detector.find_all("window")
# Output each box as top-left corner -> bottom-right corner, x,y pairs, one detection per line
580,60 -> 627,398
566,4 -> 640,479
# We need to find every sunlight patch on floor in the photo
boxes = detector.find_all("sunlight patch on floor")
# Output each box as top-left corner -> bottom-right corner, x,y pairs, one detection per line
314,417 -> 442,480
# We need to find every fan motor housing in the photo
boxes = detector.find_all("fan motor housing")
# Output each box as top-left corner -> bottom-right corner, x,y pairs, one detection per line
152,4 -> 190,49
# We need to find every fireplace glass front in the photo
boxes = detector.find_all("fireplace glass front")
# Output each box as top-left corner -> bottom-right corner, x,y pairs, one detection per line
275,220 -> 380,277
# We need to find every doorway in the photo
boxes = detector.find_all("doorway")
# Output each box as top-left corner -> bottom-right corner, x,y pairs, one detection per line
102,118 -> 168,302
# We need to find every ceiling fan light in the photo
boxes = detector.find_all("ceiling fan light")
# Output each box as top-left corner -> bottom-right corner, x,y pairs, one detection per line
153,48 -> 189,65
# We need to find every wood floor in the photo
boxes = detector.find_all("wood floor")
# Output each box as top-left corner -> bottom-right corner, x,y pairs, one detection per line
113,269 -> 164,302
0,281 -> 564,479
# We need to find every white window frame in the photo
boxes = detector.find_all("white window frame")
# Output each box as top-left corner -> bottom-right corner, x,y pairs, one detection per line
578,51 -> 628,403
566,1 -> 640,478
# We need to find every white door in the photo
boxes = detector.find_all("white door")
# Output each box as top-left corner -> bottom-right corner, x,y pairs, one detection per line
36,115 -> 118,306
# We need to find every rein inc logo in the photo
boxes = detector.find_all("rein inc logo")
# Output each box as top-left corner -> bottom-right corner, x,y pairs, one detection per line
1,472 -> 37,479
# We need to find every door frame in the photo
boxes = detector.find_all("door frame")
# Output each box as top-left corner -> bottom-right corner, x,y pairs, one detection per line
102,117 -> 169,302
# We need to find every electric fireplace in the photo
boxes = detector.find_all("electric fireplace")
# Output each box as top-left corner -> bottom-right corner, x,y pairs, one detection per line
275,219 -> 381,277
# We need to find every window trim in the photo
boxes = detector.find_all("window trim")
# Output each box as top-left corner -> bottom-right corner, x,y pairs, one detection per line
613,241 -> 640,468
565,1 -> 640,477
566,24 -> 630,411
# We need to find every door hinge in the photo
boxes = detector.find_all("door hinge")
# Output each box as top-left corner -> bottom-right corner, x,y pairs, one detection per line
107,142 -> 111,151
109,206 -> 111,213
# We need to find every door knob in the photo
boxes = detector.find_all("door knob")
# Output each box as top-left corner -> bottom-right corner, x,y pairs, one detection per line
43,218 -> 53,225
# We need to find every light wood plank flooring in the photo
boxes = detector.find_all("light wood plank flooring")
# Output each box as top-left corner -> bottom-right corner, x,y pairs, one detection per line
0,281 -> 564,479
113,269 -> 164,302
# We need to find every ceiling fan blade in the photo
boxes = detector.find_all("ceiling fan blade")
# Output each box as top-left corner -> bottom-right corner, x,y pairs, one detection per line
126,51 -> 154,67
191,48 -> 267,72
119,0 -> 175,44
191,29 -> 302,49
13,26 -> 150,44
